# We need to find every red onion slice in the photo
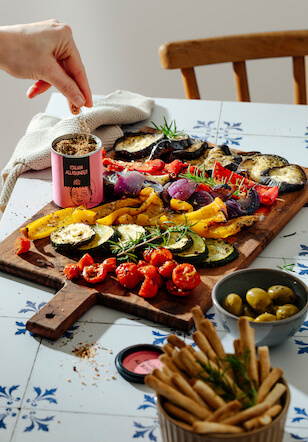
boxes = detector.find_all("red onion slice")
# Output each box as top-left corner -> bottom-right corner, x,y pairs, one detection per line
114,171 -> 146,196
167,179 -> 196,201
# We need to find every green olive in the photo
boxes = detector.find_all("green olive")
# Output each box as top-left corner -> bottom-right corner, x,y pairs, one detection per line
267,285 -> 296,305
254,313 -> 277,322
246,288 -> 273,314
222,293 -> 243,316
242,304 -> 257,318
276,304 -> 299,320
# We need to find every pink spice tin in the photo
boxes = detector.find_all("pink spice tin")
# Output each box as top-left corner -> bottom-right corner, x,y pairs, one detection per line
51,133 -> 104,209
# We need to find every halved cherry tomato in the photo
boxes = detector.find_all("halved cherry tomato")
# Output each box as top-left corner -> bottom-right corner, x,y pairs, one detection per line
172,263 -> 201,290
153,272 -> 163,288
166,279 -> 193,297
158,260 -> 178,279
115,262 -> 142,289
149,248 -> 173,267
63,263 -> 81,280
14,237 -> 31,255
138,277 -> 159,298
137,260 -> 148,267
102,257 -> 117,273
143,249 -> 154,263
138,264 -> 158,279
82,263 -> 107,284
77,253 -> 94,271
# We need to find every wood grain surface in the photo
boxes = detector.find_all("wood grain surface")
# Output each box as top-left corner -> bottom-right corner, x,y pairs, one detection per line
0,172 -> 307,340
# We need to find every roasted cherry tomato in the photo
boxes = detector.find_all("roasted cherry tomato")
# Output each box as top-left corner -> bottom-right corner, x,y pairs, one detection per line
166,279 -> 193,297
172,263 -> 201,290
149,248 -> 173,267
158,260 -> 178,279
138,277 -> 159,298
115,262 -> 142,289
77,253 -> 94,271
138,264 -> 158,279
63,263 -> 81,280
102,257 -> 117,273
14,237 -> 31,255
153,272 -> 163,288
137,260 -> 148,267
143,249 -> 154,263
82,263 -> 107,284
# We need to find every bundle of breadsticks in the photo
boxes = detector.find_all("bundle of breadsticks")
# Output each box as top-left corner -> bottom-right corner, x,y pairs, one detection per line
145,306 -> 287,435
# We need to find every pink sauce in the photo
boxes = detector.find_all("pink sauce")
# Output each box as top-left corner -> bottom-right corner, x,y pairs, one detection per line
122,350 -> 163,375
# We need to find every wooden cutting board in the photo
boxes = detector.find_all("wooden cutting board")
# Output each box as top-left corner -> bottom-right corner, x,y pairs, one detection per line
0,173 -> 307,340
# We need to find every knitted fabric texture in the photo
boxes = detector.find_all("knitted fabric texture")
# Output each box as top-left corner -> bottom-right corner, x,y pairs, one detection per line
0,90 -> 154,211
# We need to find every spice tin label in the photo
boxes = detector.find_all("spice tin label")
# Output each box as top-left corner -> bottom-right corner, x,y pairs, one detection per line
63,156 -> 91,187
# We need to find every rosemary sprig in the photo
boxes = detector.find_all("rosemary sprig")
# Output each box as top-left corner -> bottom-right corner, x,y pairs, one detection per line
278,257 -> 296,272
196,349 -> 257,408
151,116 -> 184,140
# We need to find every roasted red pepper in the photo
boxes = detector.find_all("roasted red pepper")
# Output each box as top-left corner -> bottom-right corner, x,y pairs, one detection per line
164,160 -> 185,179
14,237 -> 31,255
102,158 -> 165,174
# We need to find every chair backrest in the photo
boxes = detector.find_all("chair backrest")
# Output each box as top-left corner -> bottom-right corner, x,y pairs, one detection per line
159,30 -> 308,104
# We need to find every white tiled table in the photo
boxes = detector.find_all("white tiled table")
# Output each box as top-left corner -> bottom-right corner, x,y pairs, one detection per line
0,94 -> 307,442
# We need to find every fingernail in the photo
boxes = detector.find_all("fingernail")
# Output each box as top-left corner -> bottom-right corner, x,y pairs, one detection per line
73,95 -> 86,108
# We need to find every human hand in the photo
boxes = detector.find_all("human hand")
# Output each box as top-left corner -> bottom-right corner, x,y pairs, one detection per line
0,19 -> 92,113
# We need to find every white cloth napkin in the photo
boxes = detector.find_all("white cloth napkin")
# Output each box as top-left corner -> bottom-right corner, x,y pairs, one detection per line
0,90 -> 154,211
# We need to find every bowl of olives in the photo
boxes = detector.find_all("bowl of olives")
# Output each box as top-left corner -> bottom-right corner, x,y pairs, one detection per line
212,268 -> 308,346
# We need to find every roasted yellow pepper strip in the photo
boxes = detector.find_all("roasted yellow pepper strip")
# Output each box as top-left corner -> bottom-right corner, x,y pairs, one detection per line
21,206 -> 96,240
200,215 -> 260,239
94,198 -> 141,220
96,188 -> 157,226
169,199 -> 194,213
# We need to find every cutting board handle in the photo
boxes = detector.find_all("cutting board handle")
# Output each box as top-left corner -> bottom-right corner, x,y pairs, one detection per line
26,283 -> 98,340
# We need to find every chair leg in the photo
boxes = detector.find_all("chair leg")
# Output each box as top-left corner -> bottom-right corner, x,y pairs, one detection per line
293,56 -> 307,105
233,61 -> 250,102
181,68 -> 200,99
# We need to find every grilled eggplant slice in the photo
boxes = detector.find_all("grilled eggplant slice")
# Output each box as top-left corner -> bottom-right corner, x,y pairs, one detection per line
170,141 -> 207,161
237,154 -> 289,182
259,164 -> 307,193
50,223 -> 96,251
201,239 -> 239,267
78,224 -> 118,252
198,146 -> 242,172
114,132 -> 165,159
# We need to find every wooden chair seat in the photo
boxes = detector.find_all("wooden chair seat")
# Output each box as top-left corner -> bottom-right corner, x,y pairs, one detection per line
159,30 -> 308,104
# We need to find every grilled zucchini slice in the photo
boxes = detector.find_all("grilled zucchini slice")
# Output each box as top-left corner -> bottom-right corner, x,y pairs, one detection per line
116,224 -> 147,246
174,232 -> 208,263
161,232 -> 193,253
78,224 -> 118,252
50,223 -> 95,251
201,239 -> 239,267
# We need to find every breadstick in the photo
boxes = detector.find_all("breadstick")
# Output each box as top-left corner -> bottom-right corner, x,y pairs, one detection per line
162,343 -> 174,357
191,306 -> 204,330
257,367 -> 284,403
238,317 -> 259,386
159,354 -> 188,380
193,379 -> 226,409
200,319 -> 226,361
171,372 -> 210,409
258,346 -> 271,383
265,404 -> 283,418
206,400 -> 242,422
222,402 -> 269,425
193,331 -> 217,363
164,401 -> 198,425
193,421 -> 244,434
152,368 -> 172,386
178,347 -> 202,377
262,383 -> 286,407
171,349 -> 187,373
145,374 -> 210,420
243,414 -> 272,430
233,339 -> 242,358
167,334 -> 186,349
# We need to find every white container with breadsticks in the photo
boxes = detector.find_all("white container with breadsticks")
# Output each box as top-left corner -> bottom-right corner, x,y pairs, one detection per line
145,307 -> 290,442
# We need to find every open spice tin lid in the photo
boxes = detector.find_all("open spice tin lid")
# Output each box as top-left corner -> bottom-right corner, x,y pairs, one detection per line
115,344 -> 164,383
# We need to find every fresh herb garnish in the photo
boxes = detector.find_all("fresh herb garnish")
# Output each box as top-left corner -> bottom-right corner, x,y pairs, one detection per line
151,117 -> 184,140
282,232 -> 296,238
196,349 -> 257,408
278,258 -> 296,272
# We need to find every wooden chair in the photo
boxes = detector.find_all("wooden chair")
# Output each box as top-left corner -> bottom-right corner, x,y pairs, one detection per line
159,30 -> 308,104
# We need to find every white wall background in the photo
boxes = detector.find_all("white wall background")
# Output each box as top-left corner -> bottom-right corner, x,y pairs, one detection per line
1,0 -> 308,195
